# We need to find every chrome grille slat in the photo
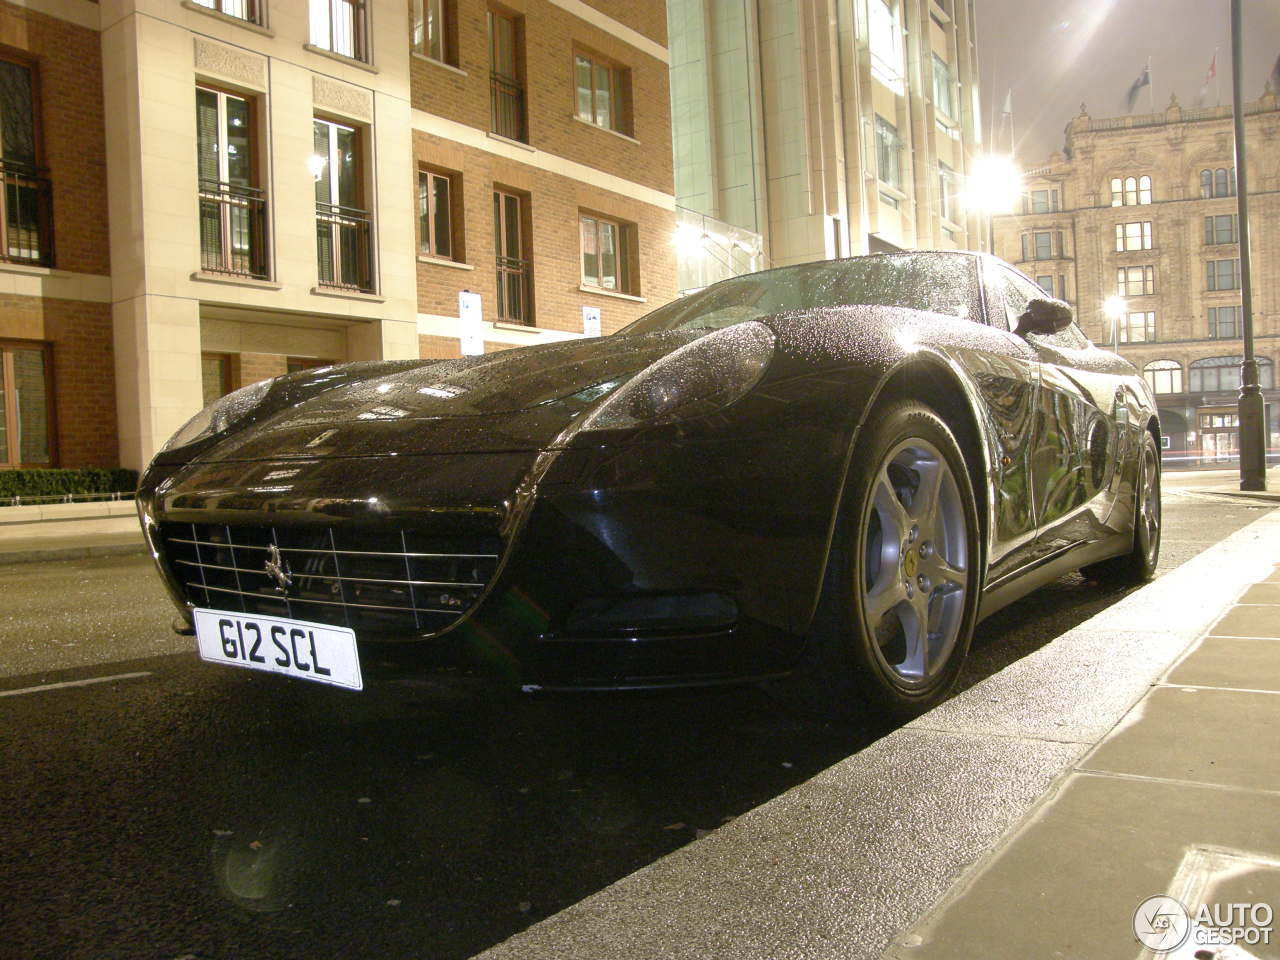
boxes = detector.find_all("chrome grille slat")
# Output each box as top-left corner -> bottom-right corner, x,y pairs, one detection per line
171,557 -> 486,590
165,536 -> 497,560
161,522 -> 501,637
184,581 -> 470,617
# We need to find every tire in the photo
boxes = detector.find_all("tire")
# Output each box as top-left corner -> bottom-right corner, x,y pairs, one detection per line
801,400 -> 983,718
1083,429 -> 1161,586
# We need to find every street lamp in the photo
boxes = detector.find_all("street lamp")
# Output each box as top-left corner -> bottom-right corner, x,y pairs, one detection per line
1104,295 -> 1126,351
968,154 -> 1022,254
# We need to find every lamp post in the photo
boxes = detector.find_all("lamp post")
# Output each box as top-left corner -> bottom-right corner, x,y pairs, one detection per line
968,154 -> 1022,255
1230,0 -> 1267,490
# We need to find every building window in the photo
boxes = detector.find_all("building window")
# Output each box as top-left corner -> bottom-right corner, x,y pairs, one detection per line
417,169 -> 457,260
874,116 -> 902,191
1206,258 -> 1240,291
575,52 -> 629,135
1190,356 -> 1273,393
0,340 -> 53,467
931,55 -> 954,120
411,0 -> 454,64
580,214 -> 633,293
488,9 -> 526,142
196,87 -> 268,281
869,0 -> 904,91
1035,275 -> 1054,296
1114,220 -> 1152,251
192,0 -> 261,24
1117,265 -> 1155,297
1143,359 -> 1182,395
286,356 -> 334,374
938,162 -> 957,222
313,118 -> 374,293
1119,311 -> 1156,344
309,0 -> 368,60
1200,167 -> 1236,198
1028,188 -> 1058,214
1208,305 -> 1241,339
1203,214 -> 1237,245
494,189 -> 530,324
0,59 -> 51,268
1110,175 -> 1151,206
1021,231 -> 1054,260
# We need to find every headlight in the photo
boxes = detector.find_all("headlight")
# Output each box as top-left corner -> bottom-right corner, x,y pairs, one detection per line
161,378 -> 275,452
579,322 -> 775,432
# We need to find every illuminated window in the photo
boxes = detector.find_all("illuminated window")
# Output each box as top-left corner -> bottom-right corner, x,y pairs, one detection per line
1117,265 -> 1155,297
1143,360 -> 1182,395
1119,311 -> 1156,343
575,52 -> 629,135
1114,221 -> 1152,251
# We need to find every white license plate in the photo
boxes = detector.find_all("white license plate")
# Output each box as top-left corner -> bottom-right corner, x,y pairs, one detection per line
193,608 -> 363,690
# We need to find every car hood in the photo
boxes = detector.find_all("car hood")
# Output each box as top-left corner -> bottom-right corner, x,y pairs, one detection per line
197,331 -> 702,461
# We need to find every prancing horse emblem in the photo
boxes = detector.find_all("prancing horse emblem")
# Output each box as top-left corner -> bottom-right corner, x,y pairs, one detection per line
264,543 -> 292,594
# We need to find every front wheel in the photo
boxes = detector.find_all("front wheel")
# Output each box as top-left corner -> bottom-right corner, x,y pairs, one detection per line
808,401 -> 982,718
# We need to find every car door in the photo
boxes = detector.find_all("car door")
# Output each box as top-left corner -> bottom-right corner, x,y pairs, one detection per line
951,258 -> 1042,585
997,267 -> 1130,560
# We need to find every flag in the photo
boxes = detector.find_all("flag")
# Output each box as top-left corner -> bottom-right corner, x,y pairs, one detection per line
1198,53 -> 1217,106
1125,63 -> 1150,112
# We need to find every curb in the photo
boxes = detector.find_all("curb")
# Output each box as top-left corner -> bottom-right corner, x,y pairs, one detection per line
0,538 -> 147,566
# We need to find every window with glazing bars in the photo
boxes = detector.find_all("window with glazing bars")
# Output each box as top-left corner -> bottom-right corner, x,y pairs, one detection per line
309,0 -> 367,61
875,115 -> 901,190
1206,259 -> 1239,290
0,340 -> 54,467
314,118 -> 374,292
1120,311 -> 1156,343
494,190 -> 530,324
1203,214 -> 1237,245
580,214 -> 631,293
0,59 -> 51,267
575,52 -> 628,134
1117,265 -> 1154,297
191,0 -> 261,24
196,86 -> 268,280
417,169 -> 455,260
1114,221 -> 1152,251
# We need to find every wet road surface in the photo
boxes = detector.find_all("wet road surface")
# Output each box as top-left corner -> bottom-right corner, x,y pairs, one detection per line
0,489 -> 1272,960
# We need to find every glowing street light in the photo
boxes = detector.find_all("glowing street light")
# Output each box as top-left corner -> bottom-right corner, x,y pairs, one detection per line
967,154 -> 1022,253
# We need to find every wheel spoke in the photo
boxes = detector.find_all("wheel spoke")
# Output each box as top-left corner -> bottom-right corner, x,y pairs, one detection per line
864,577 -> 907,624
921,552 -> 966,591
899,592 -> 934,678
907,457 -> 943,529
871,471 -> 910,544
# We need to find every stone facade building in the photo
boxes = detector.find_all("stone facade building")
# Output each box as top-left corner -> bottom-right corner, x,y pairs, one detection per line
994,91 -> 1280,464
1,0 -> 675,472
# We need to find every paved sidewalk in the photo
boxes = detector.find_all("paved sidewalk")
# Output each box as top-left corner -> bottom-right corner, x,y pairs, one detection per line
475,509 -> 1280,960
883,561 -> 1280,958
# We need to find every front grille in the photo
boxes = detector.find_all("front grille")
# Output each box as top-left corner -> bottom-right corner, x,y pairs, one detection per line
161,523 -> 502,638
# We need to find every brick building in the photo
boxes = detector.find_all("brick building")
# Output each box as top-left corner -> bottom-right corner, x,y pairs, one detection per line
994,90 -> 1280,464
1,0 -> 675,472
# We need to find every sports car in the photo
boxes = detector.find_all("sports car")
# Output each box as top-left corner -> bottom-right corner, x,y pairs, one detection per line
137,251 -> 1161,714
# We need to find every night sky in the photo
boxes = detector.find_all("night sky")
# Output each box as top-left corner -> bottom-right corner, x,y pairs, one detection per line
973,0 -> 1280,163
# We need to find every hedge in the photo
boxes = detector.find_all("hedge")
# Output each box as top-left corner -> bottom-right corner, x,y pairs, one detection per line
0,468 -> 139,499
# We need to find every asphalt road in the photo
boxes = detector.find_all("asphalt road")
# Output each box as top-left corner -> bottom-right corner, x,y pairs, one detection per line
0,488 -> 1273,960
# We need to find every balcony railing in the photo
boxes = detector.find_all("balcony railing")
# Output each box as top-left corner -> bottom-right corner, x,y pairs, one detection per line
316,202 -> 375,294
495,254 -> 530,324
198,180 -> 269,280
490,73 -> 527,142
0,160 -> 53,268
190,0 -> 261,24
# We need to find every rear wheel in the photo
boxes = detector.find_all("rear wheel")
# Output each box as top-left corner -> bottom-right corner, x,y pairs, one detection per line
1083,430 -> 1161,586
805,401 -> 982,718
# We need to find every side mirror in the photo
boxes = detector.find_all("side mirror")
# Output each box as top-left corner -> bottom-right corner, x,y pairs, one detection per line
1015,298 -> 1074,337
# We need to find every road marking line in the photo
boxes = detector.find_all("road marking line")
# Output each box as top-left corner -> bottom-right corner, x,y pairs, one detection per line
0,671 -> 154,698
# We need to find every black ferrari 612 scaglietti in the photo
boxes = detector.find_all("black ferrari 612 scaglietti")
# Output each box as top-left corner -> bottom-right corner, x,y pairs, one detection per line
138,251 -> 1160,714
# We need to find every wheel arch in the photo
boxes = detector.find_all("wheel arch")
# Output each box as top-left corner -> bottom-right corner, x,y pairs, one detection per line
803,350 -> 994,636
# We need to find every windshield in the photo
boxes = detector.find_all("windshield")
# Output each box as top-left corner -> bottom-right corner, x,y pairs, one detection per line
621,253 -> 981,334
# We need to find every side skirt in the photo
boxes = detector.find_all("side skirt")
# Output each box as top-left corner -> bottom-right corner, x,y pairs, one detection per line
977,533 -> 1131,622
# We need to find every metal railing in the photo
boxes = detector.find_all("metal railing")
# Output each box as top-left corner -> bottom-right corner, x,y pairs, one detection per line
0,159 -> 53,267
316,202 -> 375,293
495,254 -> 531,324
191,0 -> 261,23
0,490 -> 135,508
198,180 -> 269,280
490,73 -> 527,142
